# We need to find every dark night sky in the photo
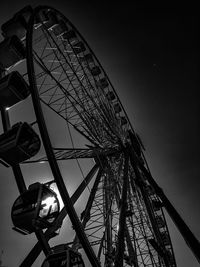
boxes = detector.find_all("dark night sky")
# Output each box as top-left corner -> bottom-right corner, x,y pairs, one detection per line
0,1 -> 199,266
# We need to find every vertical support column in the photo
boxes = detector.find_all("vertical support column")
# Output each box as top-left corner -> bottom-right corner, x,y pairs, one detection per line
114,149 -> 129,267
104,169 -> 113,265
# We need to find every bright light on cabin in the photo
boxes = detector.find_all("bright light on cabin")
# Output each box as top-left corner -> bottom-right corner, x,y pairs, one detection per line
49,183 -> 64,209
42,196 -> 55,209
40,196 -> 57,218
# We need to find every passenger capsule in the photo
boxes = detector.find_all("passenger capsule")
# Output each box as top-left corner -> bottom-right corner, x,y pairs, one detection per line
1,6 -> 32,40
34,10 -> 48,27
97,78 -> 108,89
120,116 -> 128,126
155,215 -> 165,228
106,91 -> 115,101
166,250 -> 175,264
90,66 -> 101,76
145,185 -> 155,196
0,122 -> 41,166
152,199 -> 162,211
72,41 -> 86,55
114,103 -> 122,113
0,71 -> 30,110
41,244 -> 85,267
0,35 -> 25,70
44,11 -> 59,30
53,20 -> 68,37
62,30 -> 77,41
11,182 -> 60,235
160,232 -> 170,246
80,53 -> 93,64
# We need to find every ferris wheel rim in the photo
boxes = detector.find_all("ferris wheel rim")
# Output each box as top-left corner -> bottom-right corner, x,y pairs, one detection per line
34,5 -> 134,129
0,4 -> 197,267
25,6 -> 102,267
24,5 -> 136,150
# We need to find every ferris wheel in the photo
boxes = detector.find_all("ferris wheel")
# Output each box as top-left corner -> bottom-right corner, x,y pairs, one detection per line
0,5 -> 199,267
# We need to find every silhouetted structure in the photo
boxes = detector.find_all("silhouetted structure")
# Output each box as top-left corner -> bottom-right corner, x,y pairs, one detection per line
0,5 -> 199,267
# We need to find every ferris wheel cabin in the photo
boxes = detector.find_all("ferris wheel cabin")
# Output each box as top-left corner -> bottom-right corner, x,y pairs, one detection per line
0,71 -> 30,110
41,244 -> 85,267
11,182 -> 60,235
0,122 -> 41,166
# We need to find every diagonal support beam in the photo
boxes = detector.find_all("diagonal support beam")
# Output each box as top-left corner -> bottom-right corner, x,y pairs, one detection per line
20,164 -> 99,267
72,168 -> 103,250
130,145 -> 200,264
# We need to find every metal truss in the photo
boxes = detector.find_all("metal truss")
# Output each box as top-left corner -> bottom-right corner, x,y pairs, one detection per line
29,17 -> 129,147
71,151 -> 176,267
23,146 -> 122,163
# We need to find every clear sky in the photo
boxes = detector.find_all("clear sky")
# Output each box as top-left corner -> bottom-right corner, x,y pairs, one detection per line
0,1 -> 199,266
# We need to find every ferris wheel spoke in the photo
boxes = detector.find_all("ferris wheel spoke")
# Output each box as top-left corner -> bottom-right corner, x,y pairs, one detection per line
60,33 -> 122,139
22,146 -> 121,163
33,47 -> 118,146
32,18 -> 126,146
41,26 -> 102,111
33,51 -> 102,144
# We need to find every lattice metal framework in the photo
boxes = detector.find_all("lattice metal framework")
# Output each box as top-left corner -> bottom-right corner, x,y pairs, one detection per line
2,5 -> 193,267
